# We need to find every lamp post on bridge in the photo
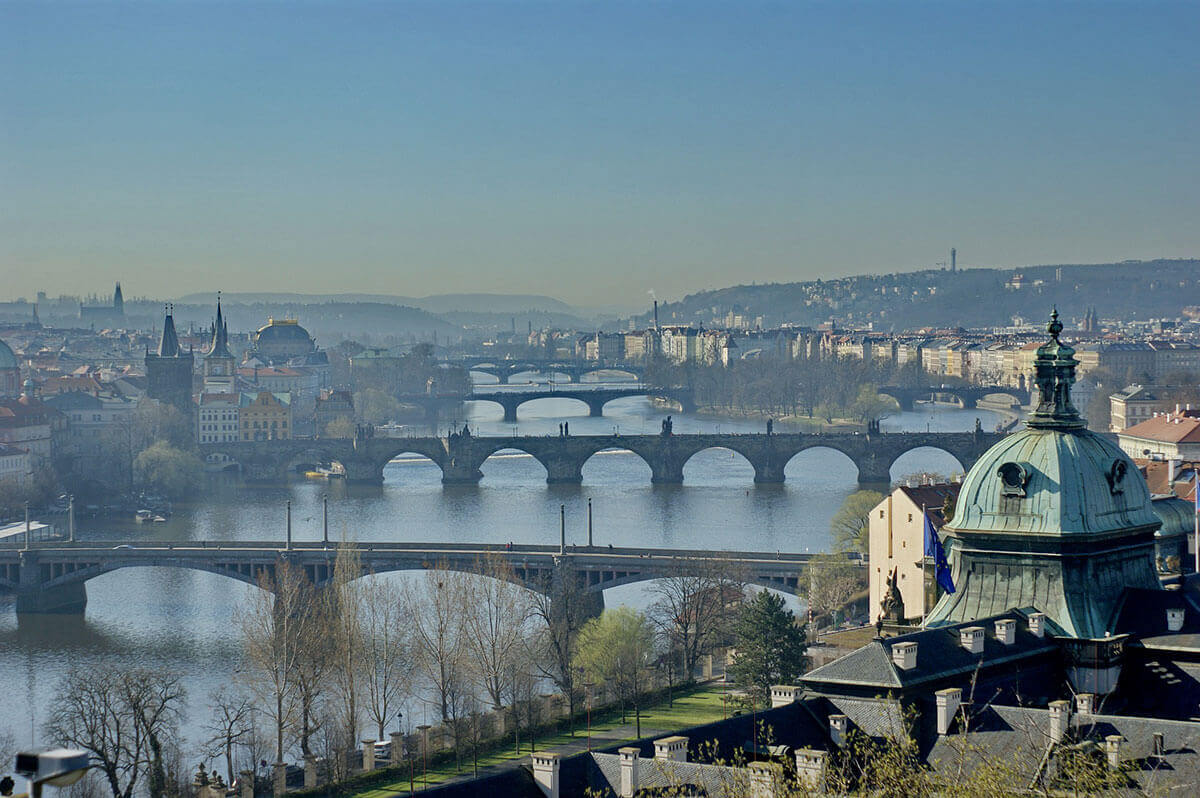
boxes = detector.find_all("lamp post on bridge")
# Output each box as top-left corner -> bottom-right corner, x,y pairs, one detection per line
322,494 -> 329,546
587,498 -> 593,547
285,500 -> 292,550
560,504 -> 565,555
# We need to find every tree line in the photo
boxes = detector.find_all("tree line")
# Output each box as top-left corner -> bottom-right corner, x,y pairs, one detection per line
39,551 -> 818,798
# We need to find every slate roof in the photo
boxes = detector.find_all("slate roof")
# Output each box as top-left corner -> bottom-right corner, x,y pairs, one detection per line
802,609 -> 1061,693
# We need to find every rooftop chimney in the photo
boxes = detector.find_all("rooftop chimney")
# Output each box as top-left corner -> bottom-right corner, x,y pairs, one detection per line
1104,735 -> 1123,770
748,761 -> 780,798
935,687 -> 962,735
1167,608 -> 1185,632
1075,693 -> 1094,716
828,714 -> 848,748
531,752 -> 560,798
994,618 -> 1017,646
1153,732 -> 1165,758
770,685 -> 800,708
1048,700 -> 1071,744
892,641 -> 918,670
1028,612 -> 1046,638
960,626 -> 985,654
653,736 -> 687,762
794,749 -> 828,793
618,747 -> 639,798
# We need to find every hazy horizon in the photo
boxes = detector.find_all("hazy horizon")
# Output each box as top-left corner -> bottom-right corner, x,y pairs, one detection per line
3,1 -> 1198,305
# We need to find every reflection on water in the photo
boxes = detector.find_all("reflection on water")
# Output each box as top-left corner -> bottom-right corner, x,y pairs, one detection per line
0,394 -> 1004,749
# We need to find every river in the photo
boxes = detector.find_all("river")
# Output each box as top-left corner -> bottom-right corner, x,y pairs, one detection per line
0,383 -> 1003,754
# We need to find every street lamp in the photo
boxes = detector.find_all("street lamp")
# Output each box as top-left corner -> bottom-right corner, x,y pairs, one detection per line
14,749 -> 90,798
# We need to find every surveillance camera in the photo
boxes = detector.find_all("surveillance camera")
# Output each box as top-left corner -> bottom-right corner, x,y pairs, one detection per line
14,750 -> 91,787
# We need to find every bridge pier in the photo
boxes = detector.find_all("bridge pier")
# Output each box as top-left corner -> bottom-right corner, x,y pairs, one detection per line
342,457 -> 385,485
16,582 -> 87,614
442,458 -> 484,485
544,459 -> 583,485
501,400 -> 519,423
585,397 -> 606,417
752,460 -> 787,484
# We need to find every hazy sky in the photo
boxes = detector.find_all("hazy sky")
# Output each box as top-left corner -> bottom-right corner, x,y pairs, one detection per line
2,1 -> 1198,308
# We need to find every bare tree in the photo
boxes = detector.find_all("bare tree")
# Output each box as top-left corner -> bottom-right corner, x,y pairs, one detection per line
405,563 -> 469,723
806,553 -> 864,629
238,561 -> 309,764
647,556 -> 747,680
44,669 -> 185,798
462,554 -> 535,710
202,689 -> 255,787
359,575 -> 413,740
529,567 -> 592,733
328,544 -> 366,747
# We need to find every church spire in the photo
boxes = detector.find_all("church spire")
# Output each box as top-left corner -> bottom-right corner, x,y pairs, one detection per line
1026,308 -> 1085,430
208,292 -> 231,359
157,304 -> 180,357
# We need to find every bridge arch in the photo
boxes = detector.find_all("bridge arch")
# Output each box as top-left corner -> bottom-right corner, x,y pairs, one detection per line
887,445 -> 967,483
579,446 -> 655,484
680,445 -> 758,485
782,445 -> 863,484
476,444 -> 551,483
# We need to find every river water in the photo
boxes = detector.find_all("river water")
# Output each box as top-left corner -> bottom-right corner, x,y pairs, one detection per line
0,380 -> 1002,754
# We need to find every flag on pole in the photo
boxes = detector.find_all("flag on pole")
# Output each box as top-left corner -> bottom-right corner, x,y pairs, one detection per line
924,509 -> 956,594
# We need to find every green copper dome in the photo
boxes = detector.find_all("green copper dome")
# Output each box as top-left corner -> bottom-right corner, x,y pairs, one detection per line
927,310 -> 1161,639
0,338 -> 16,369
948,425 -> 1159,538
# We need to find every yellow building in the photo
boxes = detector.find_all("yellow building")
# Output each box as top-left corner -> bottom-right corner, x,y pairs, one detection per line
239,391 -> 292,441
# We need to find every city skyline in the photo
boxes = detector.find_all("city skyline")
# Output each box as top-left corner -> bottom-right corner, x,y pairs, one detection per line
3,1 -> 1199,305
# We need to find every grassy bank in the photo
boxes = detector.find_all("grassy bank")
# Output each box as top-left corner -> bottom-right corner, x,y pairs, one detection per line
319,683 -> 734,798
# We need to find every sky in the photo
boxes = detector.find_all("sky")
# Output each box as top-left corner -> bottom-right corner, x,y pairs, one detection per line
2,1 -> 1198,309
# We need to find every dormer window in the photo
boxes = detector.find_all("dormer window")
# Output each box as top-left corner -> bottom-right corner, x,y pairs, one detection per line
1106,459 -> 1127,495
997,462 -> 1030,497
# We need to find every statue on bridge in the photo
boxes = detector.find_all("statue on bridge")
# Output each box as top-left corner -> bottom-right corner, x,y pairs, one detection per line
660,415 -> 673,436
879,567 -> 906,623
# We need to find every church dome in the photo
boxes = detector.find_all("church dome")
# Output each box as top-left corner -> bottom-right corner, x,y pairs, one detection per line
950,425 -> 1159,538
253,318 -> 315,362
927,310 -> 1162,640
0,338 -> 16,369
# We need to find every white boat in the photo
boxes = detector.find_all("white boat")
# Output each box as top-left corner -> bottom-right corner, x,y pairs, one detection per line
135,509 -> 153,523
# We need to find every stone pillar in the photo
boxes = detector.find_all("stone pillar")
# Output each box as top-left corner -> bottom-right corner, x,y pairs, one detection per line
1104,735 -> 1123,770
653,736 -> 687,762
390,732 -> 405,766
701,654 -> 713,680
15,551 -> 88,614
238,771 -> 255,798
272,762 -> 286,797
303,756 -> 318,789
361,740 -> 375,771
1048,700 -> 1070,744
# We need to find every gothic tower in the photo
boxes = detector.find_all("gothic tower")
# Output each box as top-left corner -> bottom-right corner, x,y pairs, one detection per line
145,305 -> 195,415
202,294 -> 236,392
113,282 -> 125,316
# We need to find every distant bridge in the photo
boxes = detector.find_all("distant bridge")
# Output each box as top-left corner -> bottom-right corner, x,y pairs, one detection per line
418,386 -> 694,422
199,429 -> 1003,487
877,384 -> 1030,412
0,540 -> 826,614
440,357 -> 645,385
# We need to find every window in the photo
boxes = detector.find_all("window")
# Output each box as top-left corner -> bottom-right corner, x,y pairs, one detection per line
907,513 -> 912,522
879,510 -> 885,518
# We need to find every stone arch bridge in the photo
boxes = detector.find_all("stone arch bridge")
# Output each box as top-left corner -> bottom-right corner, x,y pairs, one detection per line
442,358 -> 645,385
401,386 -> 695,422
876,384 -> 1030,411
0,541 -> 825,615
200,429 -> 1003,486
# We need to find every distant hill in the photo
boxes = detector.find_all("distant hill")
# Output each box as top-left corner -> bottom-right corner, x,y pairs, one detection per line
637,260 -> 1200,331
175,291 -> 575,315
142,300 -> 461,345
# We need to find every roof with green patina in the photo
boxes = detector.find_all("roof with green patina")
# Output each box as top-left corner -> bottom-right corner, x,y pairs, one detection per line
949,425 -> 1161,538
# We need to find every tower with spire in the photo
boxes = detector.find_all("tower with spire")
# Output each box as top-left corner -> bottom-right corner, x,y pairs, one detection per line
145,304 -> 195,415
202,293 -> 236,392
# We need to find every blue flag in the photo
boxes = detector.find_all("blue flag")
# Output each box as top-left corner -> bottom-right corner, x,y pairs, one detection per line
924,509 -> 956,595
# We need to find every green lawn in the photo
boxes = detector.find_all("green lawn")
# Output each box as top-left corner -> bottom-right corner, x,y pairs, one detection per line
353,683 -> 735,797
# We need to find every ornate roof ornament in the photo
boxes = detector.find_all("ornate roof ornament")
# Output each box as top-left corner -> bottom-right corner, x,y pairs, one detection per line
1027,308 -> 1085,430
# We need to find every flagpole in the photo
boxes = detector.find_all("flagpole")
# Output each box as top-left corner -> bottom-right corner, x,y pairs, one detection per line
1193,476 -> 1198,576
922,503 -> 928,628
